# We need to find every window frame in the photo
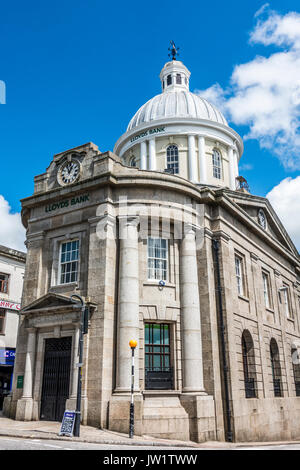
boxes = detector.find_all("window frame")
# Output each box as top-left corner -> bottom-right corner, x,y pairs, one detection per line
0,273 -> 9,295
235,254 -> 246,297
262,270 -> 272,310
212,149 -> 222,180
0,309 -> 6,335
129,156 -> 137,167
166,145 -> 179,174
147,237 -> 168,282
58,239 -> 80,285
282,285 -> 292,319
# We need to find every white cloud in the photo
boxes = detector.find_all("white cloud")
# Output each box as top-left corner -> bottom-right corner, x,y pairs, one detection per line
0,196 -> 26,252
195,7 -> 300,170
267,176 -> 300,251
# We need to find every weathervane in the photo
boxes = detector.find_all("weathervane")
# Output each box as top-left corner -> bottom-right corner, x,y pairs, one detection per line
168,40 -> 179,60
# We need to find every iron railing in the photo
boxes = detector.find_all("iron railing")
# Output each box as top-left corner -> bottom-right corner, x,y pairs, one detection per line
244,378 -> 257,398
273,378 -> 282,397
145,367 -> 173,390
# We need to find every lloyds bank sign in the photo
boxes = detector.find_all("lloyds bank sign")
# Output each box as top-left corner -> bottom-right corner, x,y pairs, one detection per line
130,126 -> 166,143
45,194 -> 89,213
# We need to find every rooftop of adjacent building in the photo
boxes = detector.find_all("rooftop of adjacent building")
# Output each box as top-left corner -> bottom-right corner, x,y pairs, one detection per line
0,245 -> 26,262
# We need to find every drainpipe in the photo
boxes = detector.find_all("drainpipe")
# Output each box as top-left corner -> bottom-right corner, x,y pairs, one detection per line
212,239 -> 233,442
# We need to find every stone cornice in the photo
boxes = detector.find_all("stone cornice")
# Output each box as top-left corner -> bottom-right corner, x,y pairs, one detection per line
213,191 -> 300,266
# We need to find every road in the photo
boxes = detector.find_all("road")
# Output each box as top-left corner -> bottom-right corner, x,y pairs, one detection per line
0,436 -> 299,450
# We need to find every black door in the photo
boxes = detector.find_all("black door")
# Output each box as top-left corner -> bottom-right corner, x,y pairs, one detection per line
40,337 -> 72,421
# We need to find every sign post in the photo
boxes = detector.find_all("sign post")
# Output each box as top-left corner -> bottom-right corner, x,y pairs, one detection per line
129,340 -> 137,439
69,295 -> 89,438
59,410 -> 76,437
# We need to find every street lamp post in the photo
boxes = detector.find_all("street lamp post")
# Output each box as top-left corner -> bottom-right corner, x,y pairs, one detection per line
70,294 -> 86,438
129,340 -> 137,439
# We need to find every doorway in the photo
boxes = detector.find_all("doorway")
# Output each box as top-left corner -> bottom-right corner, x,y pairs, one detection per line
40,336 -> 72,421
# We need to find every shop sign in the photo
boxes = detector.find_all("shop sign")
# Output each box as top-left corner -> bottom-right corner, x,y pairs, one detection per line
130,127 -> 166,143
0,300 -> 20,311
0,348 -> 15,365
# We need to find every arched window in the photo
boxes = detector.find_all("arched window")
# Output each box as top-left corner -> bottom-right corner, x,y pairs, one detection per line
270,339 -> 282,397
166,145 -> 179,174
242,330 -> 257,398
176,74 -> 182,84
291,347 -> 300,396
130,156 -> 137,167
167,75 -> 172,86
212,149 -> 222,179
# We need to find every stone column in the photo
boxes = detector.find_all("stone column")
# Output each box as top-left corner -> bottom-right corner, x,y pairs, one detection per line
22,328 -> 37,399
16,328 -> 37,420
188,135 -> 197,182
140,141 -> 147,170
70,326 -> 80,398
115,216 -> 140,392
228,146 -> 236,190
149,138 -> 156,171
180,227 -> 205,393
233,149 -> 239,180
198,136 -> 206,184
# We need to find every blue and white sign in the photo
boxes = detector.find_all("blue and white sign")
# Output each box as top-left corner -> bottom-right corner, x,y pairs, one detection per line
0,348 -> 15,366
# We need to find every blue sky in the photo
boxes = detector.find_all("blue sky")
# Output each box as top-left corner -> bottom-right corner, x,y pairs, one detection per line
1,0 -> 300,250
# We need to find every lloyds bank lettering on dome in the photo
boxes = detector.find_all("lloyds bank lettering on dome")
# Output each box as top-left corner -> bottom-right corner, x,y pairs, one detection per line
130,126 -> 165,143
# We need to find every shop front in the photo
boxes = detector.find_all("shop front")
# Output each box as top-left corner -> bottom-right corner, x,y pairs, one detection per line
0,348 -> 15,409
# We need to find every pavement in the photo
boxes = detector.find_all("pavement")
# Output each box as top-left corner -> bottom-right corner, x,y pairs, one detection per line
1,413 -> 300,449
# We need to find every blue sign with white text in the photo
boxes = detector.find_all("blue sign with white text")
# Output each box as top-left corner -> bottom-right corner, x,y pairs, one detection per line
0,348 -> 15,365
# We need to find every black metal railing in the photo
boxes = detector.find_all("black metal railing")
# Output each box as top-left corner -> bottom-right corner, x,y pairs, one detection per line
273,378 -> 282,397
295,381 -> 300,397
244,378 -> 257,398
145,367 -> 174,390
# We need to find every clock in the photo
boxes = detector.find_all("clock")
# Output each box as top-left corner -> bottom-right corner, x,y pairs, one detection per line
57,158 -> 81,186
258,209 -> 267,229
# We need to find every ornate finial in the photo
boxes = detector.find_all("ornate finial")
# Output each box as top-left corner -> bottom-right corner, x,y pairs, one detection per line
168,40 -> 179,61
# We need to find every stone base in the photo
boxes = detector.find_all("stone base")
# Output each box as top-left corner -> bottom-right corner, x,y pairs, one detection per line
2,395 -> 12,417
143,394 -> 190,441
108,394 -> 143,436
180,394 -> 216,442
15,398 -> 35,421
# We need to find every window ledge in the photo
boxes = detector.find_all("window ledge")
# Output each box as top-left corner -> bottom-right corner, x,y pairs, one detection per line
143,390 -> 180,396
143,280 -> 175,288
238,295 -> 249,303
266,307 -> 274,314
287,317 -> 295,323
49,282 -> 78,292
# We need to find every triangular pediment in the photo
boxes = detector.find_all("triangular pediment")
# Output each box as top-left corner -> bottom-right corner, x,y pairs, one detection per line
227,191 -> 299,258
21,293 -> 79,313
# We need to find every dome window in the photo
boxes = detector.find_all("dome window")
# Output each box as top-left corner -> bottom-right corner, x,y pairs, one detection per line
166,145 -> 179,174
212,149 -> 222,179
130,156 -> 137,167
176,74 -> 182,85
167,75 -> 172,86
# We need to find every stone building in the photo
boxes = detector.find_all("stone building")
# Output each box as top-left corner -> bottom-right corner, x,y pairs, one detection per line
4,53 -> 300,443
0,245 -> 25,409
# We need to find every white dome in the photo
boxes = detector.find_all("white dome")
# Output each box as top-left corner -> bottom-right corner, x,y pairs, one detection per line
127,90 -> 228,131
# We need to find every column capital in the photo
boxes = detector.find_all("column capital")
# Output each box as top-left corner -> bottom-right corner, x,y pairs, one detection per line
118,215 -> 140,227
25,327 -> 37,334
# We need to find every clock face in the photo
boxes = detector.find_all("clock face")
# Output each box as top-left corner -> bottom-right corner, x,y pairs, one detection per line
258,209 -> 267,229
58,159 -> 80,186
